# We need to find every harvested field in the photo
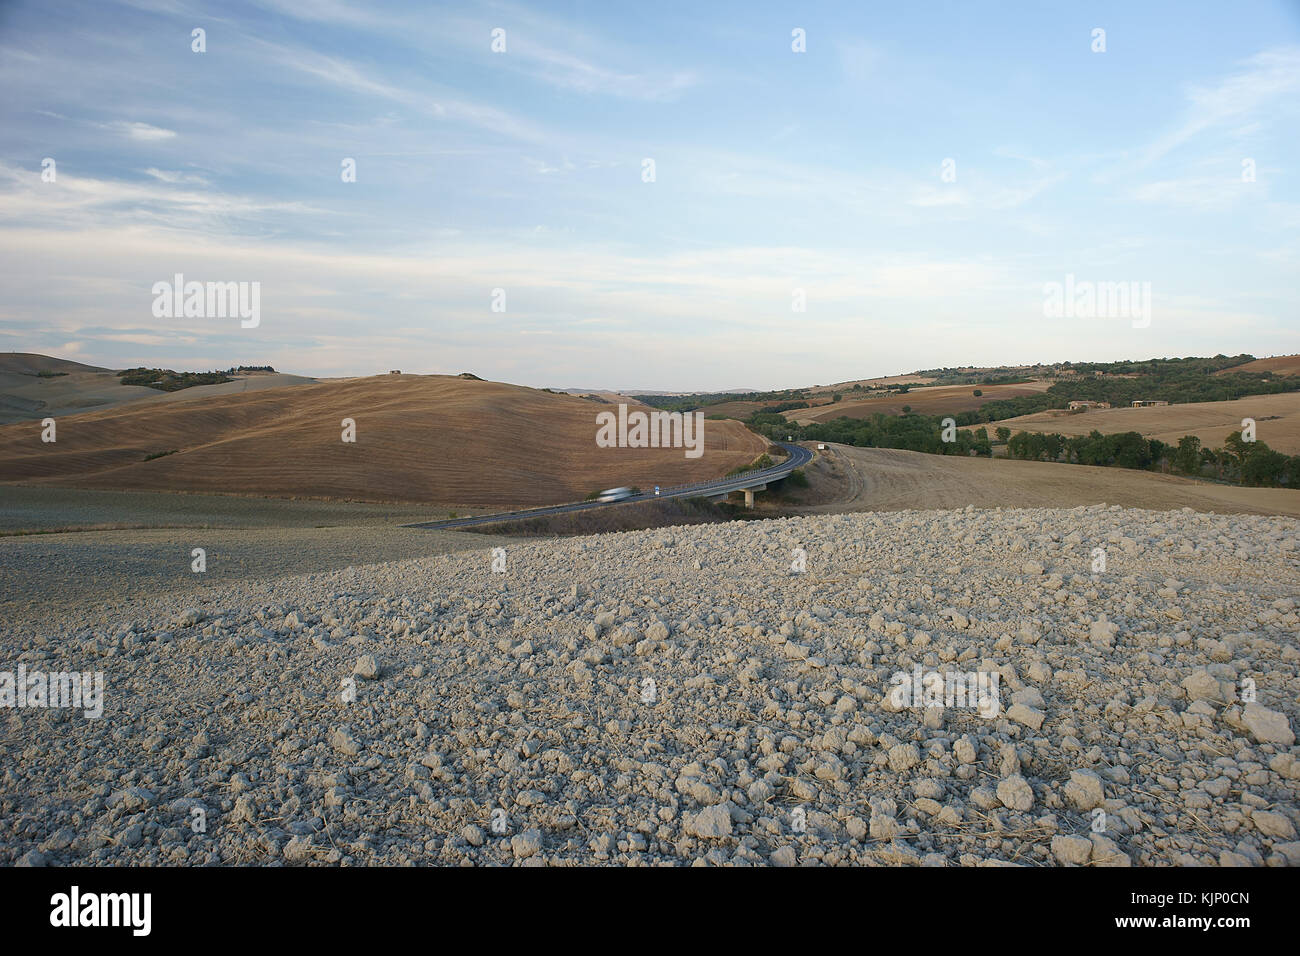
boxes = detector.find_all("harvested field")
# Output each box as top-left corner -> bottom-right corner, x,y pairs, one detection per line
983,392 -> 1300,456
812,373 -> 938,394
1213,355 -> 1300,377
781,444 -> 1300,517
790,381 -> 1052,424
701,400 -> 771,420
2,505 -> 1296,866
0,374 -> 768,507
705,398 -> 835,421
0,486 -> 505,621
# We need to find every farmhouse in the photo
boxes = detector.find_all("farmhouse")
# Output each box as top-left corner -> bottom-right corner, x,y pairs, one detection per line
1068,400 -> 1111,410
1131,399 -> 1169,407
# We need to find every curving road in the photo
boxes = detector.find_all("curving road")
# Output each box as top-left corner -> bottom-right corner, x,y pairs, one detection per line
405,441 -> 812,530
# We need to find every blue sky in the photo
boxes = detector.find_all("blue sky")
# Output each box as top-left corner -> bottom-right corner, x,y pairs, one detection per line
1,0 -> 1297,390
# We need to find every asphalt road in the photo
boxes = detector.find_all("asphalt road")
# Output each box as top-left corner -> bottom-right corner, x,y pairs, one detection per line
405,441 -> 813,530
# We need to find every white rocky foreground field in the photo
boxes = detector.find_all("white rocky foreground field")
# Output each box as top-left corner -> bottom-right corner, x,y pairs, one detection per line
3,504 -> 1299,867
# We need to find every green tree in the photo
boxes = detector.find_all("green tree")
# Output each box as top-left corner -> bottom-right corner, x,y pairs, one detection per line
995,426 -> 1010,443
1148,438 -> 1169,471
1223,430 -> 1250,472
1173,435 -> 1202,475
1242,443 -> 1286,486
1111,432 -> 1152,470
1007,432 -> 1033,459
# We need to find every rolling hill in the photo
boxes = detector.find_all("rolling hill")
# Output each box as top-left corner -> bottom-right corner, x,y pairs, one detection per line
0,352 -> 317,424
0,371 -> 769,507
787,380 -> 1052,424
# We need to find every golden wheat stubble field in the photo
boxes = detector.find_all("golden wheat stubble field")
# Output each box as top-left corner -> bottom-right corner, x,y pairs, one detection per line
789,444 -> 1300,517
0,374 -> 769,507
981,391 -> 1300,456
787,380 -> 1054,424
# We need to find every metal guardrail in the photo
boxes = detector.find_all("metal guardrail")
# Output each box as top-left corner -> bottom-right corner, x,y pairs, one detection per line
654,441 -> 811,495
404,441 -> 811,530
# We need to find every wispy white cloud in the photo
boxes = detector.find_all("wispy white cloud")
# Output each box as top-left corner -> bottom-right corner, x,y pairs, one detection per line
1107,46 -> 1300,179
0,164 -> 325,232
142,167 -> 210,185
502,34 -> 697,101
251,0 -> 699,102
110,121 -> 177,141
254,38 -> 550,143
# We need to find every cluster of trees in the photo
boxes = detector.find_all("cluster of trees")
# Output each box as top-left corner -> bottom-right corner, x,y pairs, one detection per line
1192,432 -> 1299,487
748,402 -> 1298,489
117,367 -> 234,391
1004,427 -> 1298,488
1007,429 -> 1157,469
1065,355 -> 1252,376
914,364 -> 1041,385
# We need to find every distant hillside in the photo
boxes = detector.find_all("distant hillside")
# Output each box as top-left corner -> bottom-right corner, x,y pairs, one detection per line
0,353 -> 110,375
0,373 -> 769,506
788,381 -> 1052,424
0,352 -> 155,424
0,353 -> 314,424
1213,355 -> 1300,378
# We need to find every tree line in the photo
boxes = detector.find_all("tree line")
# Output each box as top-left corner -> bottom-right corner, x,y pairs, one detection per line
747,409 -> 1298,489
1006,428 -> 1298,488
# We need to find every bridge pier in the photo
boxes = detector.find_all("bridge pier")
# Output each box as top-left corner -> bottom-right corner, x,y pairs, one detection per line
741,483 -> 766,508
